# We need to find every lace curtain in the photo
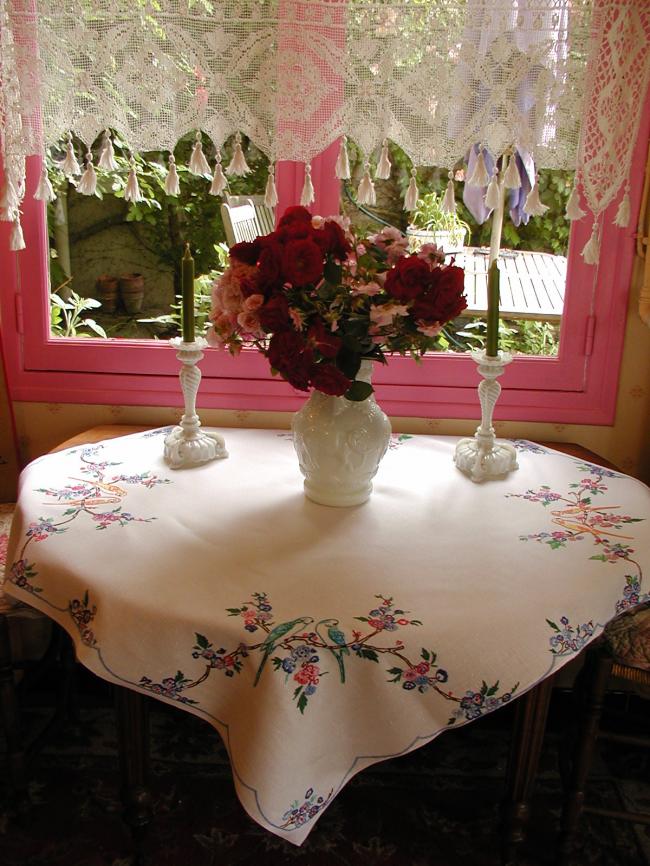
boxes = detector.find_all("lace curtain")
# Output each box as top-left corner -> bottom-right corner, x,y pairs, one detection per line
1,0 -> 649,259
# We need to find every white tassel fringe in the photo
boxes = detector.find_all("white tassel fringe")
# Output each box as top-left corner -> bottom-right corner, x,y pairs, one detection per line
300,164 -> 315,206
566,185 -> 586,220
375,140 -> 391,180
335,136 -> 351,180
61,135 -> 81,177
523,181 -> 549,216
503,153 -> 521,189
357,164 -> 376,205
441,171 -> 456,214
124,159 -> 143,203
226,132 -> 250,176
209,155 -> 228,197
189,132 -> 211,176
77,152 -> 97,196
34,163 -> 56,202
165,155 -> 180,196
484,169 -> 500,210
264,166 -> 278,208
404,169 -> 419,211
97,130 -> 118,171
1,178 -> 19,218
581,221 -> 600,265
10,218 -> 25,251
614,189 -> 630,228
467,150 -> 489,187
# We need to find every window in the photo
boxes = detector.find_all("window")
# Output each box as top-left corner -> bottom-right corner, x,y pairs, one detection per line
1,94 -> 648,424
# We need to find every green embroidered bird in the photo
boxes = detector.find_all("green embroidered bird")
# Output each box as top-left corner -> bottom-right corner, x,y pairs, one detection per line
253,616 -> 314,686
318,618 -> 350,684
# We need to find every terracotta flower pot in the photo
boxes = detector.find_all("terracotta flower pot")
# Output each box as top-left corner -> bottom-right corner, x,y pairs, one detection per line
95,274 -> 119,314
119,273 -> 145,315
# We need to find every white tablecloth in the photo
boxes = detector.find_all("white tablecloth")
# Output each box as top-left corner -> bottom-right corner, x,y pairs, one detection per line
4,428 -> 650,844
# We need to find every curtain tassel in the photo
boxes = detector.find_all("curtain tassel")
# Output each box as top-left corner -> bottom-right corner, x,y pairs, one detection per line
300,163 -> 315,206
441,171 -> 456,214
357,163 -> 376,205
375,139 -> 391,180
484,169 -> 500,210
124,158 -> 143,203
566,183 -> 586,220
335,136 -> 351,180
264,165 -> 278,208
10,217 -> 25,251
467,150 -> 489,187
523,179 -> 549,216
581,220 -> 600,265
34,161 -> 56,202
97,130 -> 118,171
189,131 -> 211,176
77,151 -> 97,196
404,168 -> 419,212
209,153 -> 228,196
0,178 -> 19,219
226,132 -> 250,176
614,187 -> 630,228
503,152 -> 521,190
61,133 -> 81,177
165,154 -> 180,196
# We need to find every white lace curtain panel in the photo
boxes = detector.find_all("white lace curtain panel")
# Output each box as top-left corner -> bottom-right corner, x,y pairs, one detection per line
1,0 -> 649,259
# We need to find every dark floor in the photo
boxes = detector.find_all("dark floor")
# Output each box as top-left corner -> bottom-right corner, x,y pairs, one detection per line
1,662 -> 649,866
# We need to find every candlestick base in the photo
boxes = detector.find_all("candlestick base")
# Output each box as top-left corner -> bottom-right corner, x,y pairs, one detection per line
454,350 -> 518,483
164,337 -> 228,469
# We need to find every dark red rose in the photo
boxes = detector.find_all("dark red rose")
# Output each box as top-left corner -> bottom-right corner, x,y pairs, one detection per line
258,293 -> 291,331
309,363 -> 352,396
239,275 -> 261,298
278,205 -> 313,228
384,255 -> 431,302
229,239 -> 262,266
277,221 -> 314,242
312,220 -> 351,260
267,330 -> 313,391
257,242 -> 283,295
307,317 -> 342,359
282,238 -> 324,286
412,265 -> 467,324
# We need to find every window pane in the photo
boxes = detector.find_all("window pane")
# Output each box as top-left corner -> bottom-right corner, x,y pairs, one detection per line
46,133 -> 268,342
340,143 -> 571,357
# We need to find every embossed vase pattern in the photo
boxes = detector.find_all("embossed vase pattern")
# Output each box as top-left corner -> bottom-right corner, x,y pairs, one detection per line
291,361 -> 392,507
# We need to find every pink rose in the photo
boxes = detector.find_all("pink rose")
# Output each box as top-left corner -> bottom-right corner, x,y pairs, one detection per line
243,293 -> 265,311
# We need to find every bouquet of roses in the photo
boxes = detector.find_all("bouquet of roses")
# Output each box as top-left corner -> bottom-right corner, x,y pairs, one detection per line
207,206 -> 467,400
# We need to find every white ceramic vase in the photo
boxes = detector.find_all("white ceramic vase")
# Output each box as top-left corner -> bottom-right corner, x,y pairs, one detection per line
291,360 -> 392,507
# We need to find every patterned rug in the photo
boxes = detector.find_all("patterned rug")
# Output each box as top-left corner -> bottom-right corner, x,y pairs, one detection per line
1,682 -> 649,866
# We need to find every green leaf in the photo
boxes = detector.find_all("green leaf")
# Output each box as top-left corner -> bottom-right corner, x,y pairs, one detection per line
421,648 -> 430,661
337,346 -> 362,379
345,380 -> 373,401
195,633 -> 210,649
359,648 -> 378,662
323,260 -> 342,284
546,619 -> 559,631
297,692 -> 308,714
83,319 -> 108,338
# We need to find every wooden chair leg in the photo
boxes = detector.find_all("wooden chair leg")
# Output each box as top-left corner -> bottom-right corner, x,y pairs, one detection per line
0,613 -> 29,810
500,676 -> 555,866
557,650 -> 613,866
114,685 -> 152,864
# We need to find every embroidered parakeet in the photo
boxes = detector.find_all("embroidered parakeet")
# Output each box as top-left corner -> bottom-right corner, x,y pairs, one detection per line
318,618 -> 350,683
253,616 -> 314,686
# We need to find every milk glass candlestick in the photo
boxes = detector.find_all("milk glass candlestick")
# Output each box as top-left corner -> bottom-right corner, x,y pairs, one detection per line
181,243 -> 195,343
164,337 -> 228,468
453,349 -> 518,482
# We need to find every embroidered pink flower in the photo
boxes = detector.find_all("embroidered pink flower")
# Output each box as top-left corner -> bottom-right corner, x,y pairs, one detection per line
294,663 -> 320,686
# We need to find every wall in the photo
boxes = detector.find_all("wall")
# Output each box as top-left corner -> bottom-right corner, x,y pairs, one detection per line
9,248 -> 650,485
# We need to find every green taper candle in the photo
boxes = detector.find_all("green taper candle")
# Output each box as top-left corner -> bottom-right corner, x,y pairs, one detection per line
181,243 -> 195,343
486,259 -> 500,357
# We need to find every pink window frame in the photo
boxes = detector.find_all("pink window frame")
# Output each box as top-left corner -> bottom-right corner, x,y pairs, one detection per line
1,97 -> 648,424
